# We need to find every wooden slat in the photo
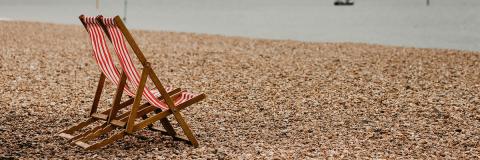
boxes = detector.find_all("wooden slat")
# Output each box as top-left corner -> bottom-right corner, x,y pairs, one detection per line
60,118 -> 95,134
75,141 -> 91,149
159,88 -> 181,100
58,133 -> 74,139
111,120 -> 126,128
91,113 -> 108,120
70,103 -> 152,144
116,98 -> 134,109
77,125 -> 115,142
59,97 -> 134,136
69,123 -> 108,143
133,110 -> 171,132
90,73 -> 106,116
67,93 -> 204,145
134,106 -> 158,119
96,97 -> 134,119
175,93 -> 206,111
59,97 -> 135,137
87,132 -> 126,150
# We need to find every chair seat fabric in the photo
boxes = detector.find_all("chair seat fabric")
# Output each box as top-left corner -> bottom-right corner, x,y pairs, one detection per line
157,91 -> 200,109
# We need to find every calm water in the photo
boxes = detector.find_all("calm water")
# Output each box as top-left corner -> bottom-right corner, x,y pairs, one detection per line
1,0 -> 479,51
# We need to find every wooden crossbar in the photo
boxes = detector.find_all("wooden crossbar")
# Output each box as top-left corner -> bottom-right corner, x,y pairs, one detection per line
72,92 -> 204,150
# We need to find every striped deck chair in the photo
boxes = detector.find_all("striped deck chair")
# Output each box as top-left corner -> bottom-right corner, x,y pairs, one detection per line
58,15 -> 180,147
95,15 -> 206,148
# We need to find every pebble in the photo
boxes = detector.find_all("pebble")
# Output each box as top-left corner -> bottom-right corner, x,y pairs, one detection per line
1,21 -> 480,159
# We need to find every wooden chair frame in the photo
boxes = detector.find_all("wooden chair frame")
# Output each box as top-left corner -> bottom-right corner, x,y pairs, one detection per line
60,15 -> 205,150
96,15 -> 205,148
58,15 -> 183,148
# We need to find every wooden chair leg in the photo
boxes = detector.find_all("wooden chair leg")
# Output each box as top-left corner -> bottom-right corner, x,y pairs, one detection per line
142,114 -> 156,129
126,67 -> 149,133
107,72 -> 128,122
151,108 -> 177,137
90,73 -> 106,116
159,118 -> 177,137
172,111 -> 199,147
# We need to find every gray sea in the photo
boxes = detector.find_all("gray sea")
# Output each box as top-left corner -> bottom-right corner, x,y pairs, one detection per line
1,0 -> 479,51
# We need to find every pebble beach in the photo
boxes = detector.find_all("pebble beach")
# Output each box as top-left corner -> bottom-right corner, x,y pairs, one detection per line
1,21 -> 480,159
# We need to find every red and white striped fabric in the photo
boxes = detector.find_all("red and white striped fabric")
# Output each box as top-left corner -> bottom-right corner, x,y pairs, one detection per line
82,16 -> 173,98
82,16 -> 135,96
101,17 -> 199,110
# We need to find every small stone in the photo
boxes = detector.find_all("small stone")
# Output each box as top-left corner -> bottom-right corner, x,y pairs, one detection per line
2,20 -> 479,159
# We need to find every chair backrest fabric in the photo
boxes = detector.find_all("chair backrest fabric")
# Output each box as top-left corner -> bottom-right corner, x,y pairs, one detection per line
82,16 -> 135,96
101,17 -> 169,110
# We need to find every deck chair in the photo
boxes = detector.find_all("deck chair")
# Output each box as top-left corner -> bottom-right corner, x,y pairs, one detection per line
65,15 -> 206,150
94,15 -> 206,148
58,15 -> 180,145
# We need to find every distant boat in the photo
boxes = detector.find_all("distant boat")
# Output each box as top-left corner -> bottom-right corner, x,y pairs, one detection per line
334,0 -> 354,6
